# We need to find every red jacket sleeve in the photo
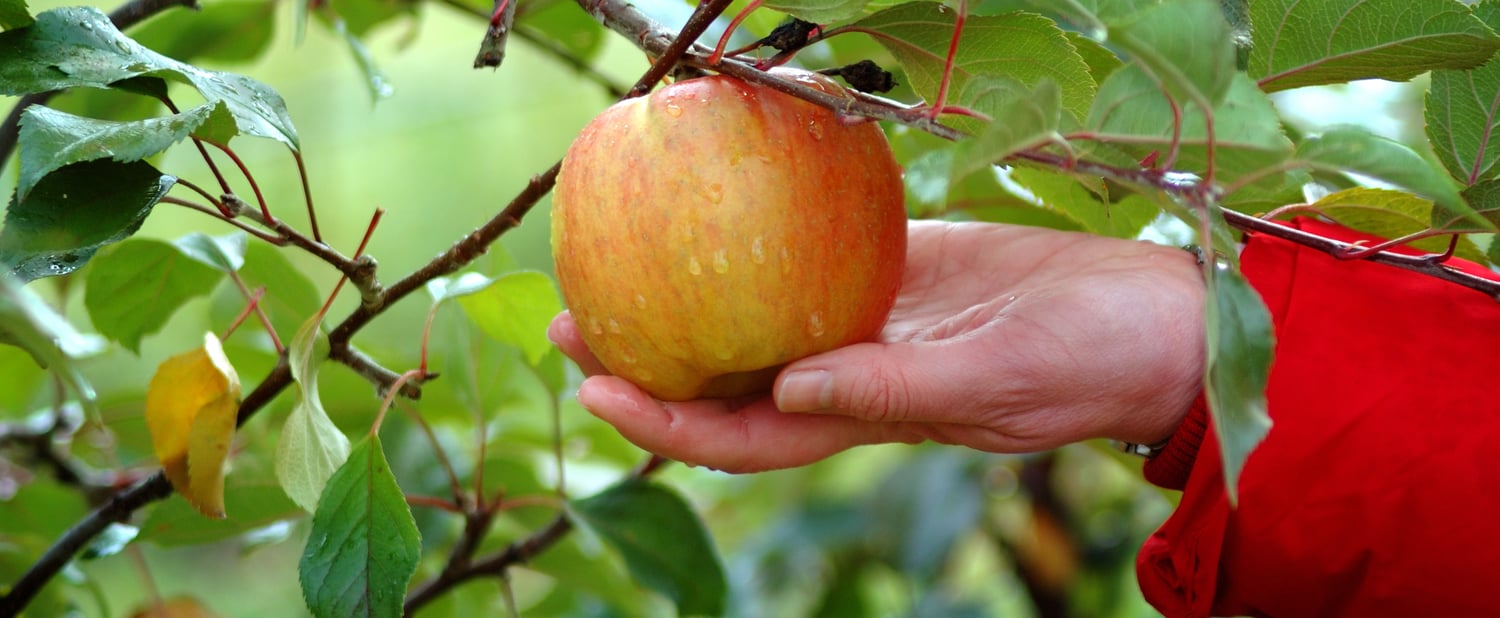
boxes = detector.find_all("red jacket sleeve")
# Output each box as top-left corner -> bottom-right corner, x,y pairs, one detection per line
1135,218 -> 1500,618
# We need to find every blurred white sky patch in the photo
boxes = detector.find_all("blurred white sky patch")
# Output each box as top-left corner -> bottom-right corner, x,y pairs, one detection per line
1271,78 -> 1423,143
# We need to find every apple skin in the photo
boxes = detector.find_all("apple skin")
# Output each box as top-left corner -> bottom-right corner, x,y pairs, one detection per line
551,68 -> 906,401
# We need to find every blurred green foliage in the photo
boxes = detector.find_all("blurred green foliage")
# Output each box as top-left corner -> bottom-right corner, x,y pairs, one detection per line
2,0 -> 1487,615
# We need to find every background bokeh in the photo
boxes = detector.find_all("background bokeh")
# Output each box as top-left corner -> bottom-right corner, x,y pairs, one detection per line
0,0 -> 1431,615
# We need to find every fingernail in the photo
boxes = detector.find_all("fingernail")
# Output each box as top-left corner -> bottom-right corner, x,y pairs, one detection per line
776,370 -> 833,412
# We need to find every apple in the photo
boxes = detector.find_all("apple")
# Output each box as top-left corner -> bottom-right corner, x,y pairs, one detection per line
551,68 -> 906,401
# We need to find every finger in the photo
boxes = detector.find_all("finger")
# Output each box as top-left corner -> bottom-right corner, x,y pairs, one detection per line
774,338 -> 1014,426
576,375 -> 919,473
546,311 -> 610,376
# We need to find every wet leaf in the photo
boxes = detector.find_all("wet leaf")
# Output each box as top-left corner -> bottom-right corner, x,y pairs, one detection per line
16,101 -> 229,200
0,159 -> 175,282
299,435 -> 420,618
0,7 -> 299,149
145,332 -> 242,518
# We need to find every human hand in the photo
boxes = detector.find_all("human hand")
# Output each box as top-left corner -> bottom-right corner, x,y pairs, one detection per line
548,220 -> 1205,473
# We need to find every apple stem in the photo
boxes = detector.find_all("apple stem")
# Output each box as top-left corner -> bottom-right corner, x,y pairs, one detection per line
708,0 -> 762,65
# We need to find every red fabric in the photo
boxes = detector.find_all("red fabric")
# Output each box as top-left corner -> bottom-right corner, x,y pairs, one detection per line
1137,218 -> 1500,617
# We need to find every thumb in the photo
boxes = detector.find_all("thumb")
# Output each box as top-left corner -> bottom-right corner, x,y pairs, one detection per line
773,339 -> 999,424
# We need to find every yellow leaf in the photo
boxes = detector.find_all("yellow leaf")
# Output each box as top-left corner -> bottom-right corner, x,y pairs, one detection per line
129,596 -> 221,618
145,332 -> 241,519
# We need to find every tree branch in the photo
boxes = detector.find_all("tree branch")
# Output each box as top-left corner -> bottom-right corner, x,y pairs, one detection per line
402,455 -> 669,615
1,0 -> 727,612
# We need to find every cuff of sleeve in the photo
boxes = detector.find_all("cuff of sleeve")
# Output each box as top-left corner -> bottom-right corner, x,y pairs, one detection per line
1143,394 -> 1209,490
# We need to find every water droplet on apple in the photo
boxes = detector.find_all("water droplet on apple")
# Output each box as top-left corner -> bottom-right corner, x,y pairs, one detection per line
712,249 -> 729,274
715,347 -> 734,360
665,103 -> 683,117
807,120 -> 824,141
588,318 -> 604,335
688,256 -> 703,276
751,237 -> 766,264
637,369 -> 654,382
621,349 -> 637,364
607,318 -> 623,334
634,294 -> 648,309
807,312 -> 826,338
780,247 -> 792,274
704,182 -> 724,205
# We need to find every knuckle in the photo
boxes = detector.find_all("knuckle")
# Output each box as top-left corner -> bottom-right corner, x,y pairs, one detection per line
845,365 -> 912,423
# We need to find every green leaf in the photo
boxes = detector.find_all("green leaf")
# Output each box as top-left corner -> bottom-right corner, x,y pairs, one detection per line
569,480 -> 727,617
333,17 -> 393,102
82,238 -> 223,353
1105,0 -> 1235,107
276,317 -> 352,513
0,0 -> 30,30
764,0 -> 869,23
1203,257 -> 1274,505
1249,0 -> 1500,93
1425,51 -> 1500,185
1008,167 -> 1158,238
1064,31 -> 1121,84
518,0 -> 605,62
452,270 -> 563,366
0,272 -> 96,407
324,0 -> 416,38
1301,187 -> 1486,260
1449,177 -> 1500,231
173,231 -> 247,273
0,472 -> 88,543
131,1 -> 276,63
0,7 -> 300,149
947,78 -> 1061,187
868,449 -> 985,579
299,435 -> 420,618
16,102 -> 224,200
0,159 -> 175,282
141,481 -> 301,547
1295,127 -> 1481,228
81,522 -> 139,559
846,4 -> 1097,121
1086,68 -> 1294,192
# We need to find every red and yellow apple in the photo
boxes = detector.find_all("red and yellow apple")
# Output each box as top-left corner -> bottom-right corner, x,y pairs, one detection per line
551,68 -> 906,401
